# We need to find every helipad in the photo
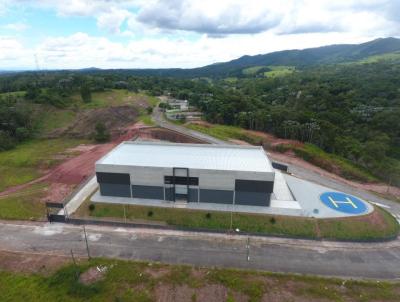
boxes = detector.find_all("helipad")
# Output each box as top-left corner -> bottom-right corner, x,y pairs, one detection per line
320,192 -> 368,215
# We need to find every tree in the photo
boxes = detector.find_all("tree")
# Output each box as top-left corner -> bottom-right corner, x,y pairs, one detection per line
94,122 -> 110,143
80,84 -> 92,103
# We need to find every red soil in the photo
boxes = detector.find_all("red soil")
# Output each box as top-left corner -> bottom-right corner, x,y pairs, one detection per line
0,122 -> 147,202
0,122 -> 207,203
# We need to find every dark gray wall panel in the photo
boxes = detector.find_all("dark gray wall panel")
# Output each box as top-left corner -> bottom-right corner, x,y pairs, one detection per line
235,179 -> 274,193
96,172 -> 130,184
99,183 -> 131,197
132,185 -> 164,200
188,188 -> 198,203
165,187 -> 174,201
200,189 -> 233,204
235,191 -> 271,206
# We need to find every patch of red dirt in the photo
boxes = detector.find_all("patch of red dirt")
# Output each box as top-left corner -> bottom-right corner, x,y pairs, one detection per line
0,122 -> 146,201
79,266 -> 106,285
0,123 -> 207,203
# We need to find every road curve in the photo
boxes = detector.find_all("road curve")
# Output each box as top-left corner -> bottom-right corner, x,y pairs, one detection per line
1,221 -> 399,279
151,106 -> 228,145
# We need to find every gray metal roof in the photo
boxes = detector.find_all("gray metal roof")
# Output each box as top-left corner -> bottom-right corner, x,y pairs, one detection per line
97,141 -> 273,173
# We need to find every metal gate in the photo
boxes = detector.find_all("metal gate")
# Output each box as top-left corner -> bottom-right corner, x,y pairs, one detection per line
46,202 -> 67,223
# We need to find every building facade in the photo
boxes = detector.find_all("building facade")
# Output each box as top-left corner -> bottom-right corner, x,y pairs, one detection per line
95,142 -> 275,207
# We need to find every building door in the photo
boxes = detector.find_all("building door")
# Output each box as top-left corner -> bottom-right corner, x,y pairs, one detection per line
164,169 -> 199,202
173,167 -> 189,202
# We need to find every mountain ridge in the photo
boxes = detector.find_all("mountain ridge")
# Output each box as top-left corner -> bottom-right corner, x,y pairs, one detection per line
2,37 -> 400,78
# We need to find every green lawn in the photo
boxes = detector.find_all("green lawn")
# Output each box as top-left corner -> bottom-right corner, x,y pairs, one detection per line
0,257 -> 399,302
317,207 -> 399,241
0,182 -> 47,220
76,200 -> 399,241
0,138 -> 85,192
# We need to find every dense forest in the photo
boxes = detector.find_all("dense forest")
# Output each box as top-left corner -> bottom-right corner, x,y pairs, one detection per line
0,55 -> 399,185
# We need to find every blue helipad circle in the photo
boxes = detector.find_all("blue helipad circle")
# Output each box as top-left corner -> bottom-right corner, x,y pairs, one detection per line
320,192 -> 367,214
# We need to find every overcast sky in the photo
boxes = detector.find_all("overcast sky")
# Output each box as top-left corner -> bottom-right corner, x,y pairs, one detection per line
0,0 -> 399,70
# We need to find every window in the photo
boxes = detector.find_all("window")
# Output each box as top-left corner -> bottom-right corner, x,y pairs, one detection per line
164,176 -> 199,185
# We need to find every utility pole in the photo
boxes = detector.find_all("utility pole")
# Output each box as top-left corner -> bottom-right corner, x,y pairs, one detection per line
230,208 -> 233,231
70,249 -> 79,279
246,236 -> 250,262
83,226 -> 91,259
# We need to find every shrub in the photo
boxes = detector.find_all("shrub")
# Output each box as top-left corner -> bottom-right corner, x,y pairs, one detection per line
147,210 -> 153,217
205,213 -> 212,219
94,122 -> 110,143
270,217 -> 276,224
88,204 -> 95,212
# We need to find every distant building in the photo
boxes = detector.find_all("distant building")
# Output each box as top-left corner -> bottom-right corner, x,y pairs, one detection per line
168,99 -> 189,111
95,141 -> 275,207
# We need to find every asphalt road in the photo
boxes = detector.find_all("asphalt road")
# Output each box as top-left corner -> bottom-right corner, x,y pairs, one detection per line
152,106 -> 228,145
2,221 -> 400,279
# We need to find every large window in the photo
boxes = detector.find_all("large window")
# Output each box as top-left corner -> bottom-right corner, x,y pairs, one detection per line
164,176 -> 199,186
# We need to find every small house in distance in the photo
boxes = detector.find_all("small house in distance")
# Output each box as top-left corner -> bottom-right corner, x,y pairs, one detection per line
168,99 -> 189,111
95,141 -> 275,207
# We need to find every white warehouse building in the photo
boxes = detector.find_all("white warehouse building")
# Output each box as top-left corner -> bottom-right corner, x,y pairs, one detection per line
95,141 -> 275,207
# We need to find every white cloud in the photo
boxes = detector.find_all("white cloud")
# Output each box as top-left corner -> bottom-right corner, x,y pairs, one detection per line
2,22 -> 29,31
96,7 -> 131,34
0,30 -> 376,70
0,36 -> 31,65
0,0 -> 400,69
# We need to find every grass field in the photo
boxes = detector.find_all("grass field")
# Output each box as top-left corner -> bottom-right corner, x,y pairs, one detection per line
67,89 -> 157,110
0,138 -> 85,192
36,108 -> 77,134
274,143 -> 378,183
0,257 -> 399,302
264,65 -> 295,77
76,200 -> 399,241
0,182 -> 47,220
186,122 -> 378,183
241,65 -> 295,78
137,114 -> 155,126
186,123 -> 262,144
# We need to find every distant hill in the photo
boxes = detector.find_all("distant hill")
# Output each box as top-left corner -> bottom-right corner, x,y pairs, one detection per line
3,37 -> 400,79
89,37 -> 400,78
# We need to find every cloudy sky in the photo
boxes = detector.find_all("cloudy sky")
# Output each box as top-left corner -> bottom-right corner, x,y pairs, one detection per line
0,0 -> 399,70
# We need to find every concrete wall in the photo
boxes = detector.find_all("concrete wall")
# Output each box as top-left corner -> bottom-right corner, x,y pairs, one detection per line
96,164 -> 275,207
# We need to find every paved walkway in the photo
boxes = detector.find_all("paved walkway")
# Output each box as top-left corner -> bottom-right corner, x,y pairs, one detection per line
92,190 -> 302,216
59,176 -> 98,216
